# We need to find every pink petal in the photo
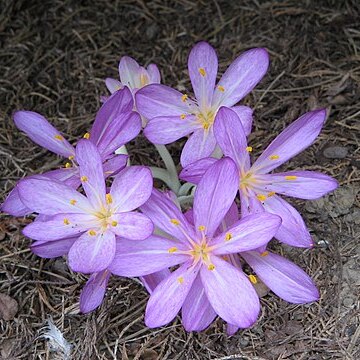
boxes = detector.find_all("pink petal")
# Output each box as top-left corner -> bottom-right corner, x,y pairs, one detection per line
135,84 -> 194,120
68,230 -> 116,273
141,268 -> 171,294
180,128 -> 217,167
144,115 -> 200,144
119,56 -> 140,89
257,171 -> 338,200
188,41 -> 218,110
14,111 -> 74,157
263,195 -> 313,247
182,274 -> 217,331
110,166 -> 153,212
80,270 -> 111,313
141,189 -> 196,245
240,188 -> 265,217
42,168 -> 80,189
200,256 -> 260,328
212,48 -> 269,108
193,157 -> 238,238
108,236 -> 188,277
145,262 -> 199,328
102,155 -> 128,177
17,177 -> 92,215
1,187 -> 31,216
146,64 -> 161,84
242,251 -> 319,303
212,213 -> 281,254
179,157 -> 217,184
111,212 -> 153,240
214,106 -> 251,172
252,109 -> 327,174
227,324 -> 239,336
105,78 -> 122,94
31,237 -> 77,258
229,105 -> 253,136
76,139 -> 106,209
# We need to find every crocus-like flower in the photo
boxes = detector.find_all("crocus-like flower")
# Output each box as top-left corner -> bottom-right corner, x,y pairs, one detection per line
16,139 -> 153,273
136,41 -> 269,166
2,87 -> 140,216
105,56 -> 160,97
181,107 -> 338,247
108,158 -> 281,330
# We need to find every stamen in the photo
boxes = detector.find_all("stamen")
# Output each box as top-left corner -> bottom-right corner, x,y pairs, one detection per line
177,276 -> 184,284
256,194 -> 267,202
198,225 -> 206,231
168,247 -> 177,253
170,218 -> 180,226
267,191 -> 276,197
285,175 -> 297,180
249,274 -> 257,284
269,155 -> 279,160
106,193 -> 113,204
203,123 -> 210,130
217,85 -> 225,92
111,221 -> 118,227
70,199 -> 77,205
181,94 -> 188,102
68,155 -> 75,160
81,176 -> 88,182
198,67 -> 206,76
246,146 -> 253,152
260,251 -> 269,257
83,132 -> 90,139
207,264 -> 215,271
65,162 -> 72,168
88,230 -> 97,236
180,114 -> 186,120
54,135 -> 63,141
225,232 -> 232,241
63,218 -> 70,225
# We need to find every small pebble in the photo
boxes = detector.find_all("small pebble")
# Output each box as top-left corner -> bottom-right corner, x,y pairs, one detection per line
323,146 -> 348,159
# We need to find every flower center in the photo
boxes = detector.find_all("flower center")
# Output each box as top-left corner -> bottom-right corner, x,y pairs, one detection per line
196,110 -> 215,130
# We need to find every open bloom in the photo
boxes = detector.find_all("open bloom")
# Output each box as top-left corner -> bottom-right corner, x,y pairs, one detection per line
181,107 -> 338,247
2,88 -> 140,216
105,56 -> 160,97
136,41 -> 269,166
108,158 -> 281,330
17,139 -> 153,273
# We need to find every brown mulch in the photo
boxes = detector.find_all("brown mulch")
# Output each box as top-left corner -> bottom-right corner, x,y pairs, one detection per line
0,0 -> 359,359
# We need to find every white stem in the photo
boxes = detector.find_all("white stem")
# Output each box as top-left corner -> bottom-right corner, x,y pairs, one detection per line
150,167 -> 180,193
178,182 -> 195,197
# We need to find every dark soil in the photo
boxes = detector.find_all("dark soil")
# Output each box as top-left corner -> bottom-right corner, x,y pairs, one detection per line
0,0 -> 359,359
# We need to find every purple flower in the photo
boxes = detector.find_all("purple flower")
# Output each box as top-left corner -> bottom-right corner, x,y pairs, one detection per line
105,56 -> 161,97
136,41 -> 269,166
17,139 -> 153,274
2,88 -> 140,216
181,107 -> 338,248
108,158 -> 281,330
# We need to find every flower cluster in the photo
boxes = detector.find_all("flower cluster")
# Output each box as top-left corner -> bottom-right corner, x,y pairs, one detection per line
2,41 -> 338,334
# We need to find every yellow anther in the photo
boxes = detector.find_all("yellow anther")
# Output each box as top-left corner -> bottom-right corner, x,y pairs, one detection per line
83,132 -> 90,139
68,155 -> 75,160
249,274 -> 257,284
256,194 -> 267,202
217,85 -> 225,92
81,176 -> 88,182
198,225 -> 206,231
54,134 -> 63,141
106,193 -> 113,204
63,218 -> 70,225
180,114 -> 186,120
207,264 -> 215,271
269,155 -> 279,160
203,123 -> 210,130
168,247 -> 178,253
170,218 -> 180,226
88,230 -> 97,236
260,251 -> 269,257
181,94 -> 188,102
177,276 -> 184,284
111,221 -> 118,227
70,199 -> 77,205
267,191 -> 276,197
140,73 -> 149,87
225,232 -> 232,241
285,175 -> 297,181
222,255 -> 229,261
198,67 -> 206,76
246,146 -> 253,152
65,162 -> 72,168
